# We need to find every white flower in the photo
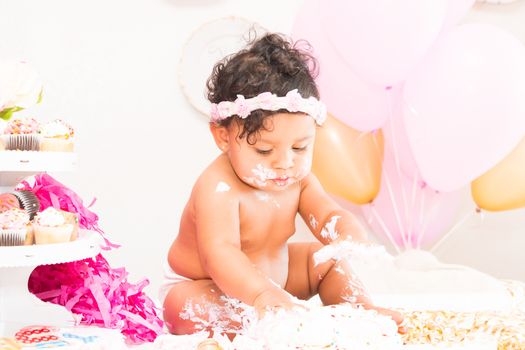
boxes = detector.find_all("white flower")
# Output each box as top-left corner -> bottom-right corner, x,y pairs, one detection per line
0,60 -> 43,118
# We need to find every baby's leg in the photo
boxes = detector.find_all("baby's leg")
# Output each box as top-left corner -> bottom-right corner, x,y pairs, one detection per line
285,241 -> 360,302
285,241 -> 403,325
163,279 -> 241,335
284,242 -> 325,300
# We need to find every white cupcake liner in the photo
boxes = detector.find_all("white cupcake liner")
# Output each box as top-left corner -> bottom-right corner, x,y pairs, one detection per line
1,134 -> 41,151
0,228 -> 28,246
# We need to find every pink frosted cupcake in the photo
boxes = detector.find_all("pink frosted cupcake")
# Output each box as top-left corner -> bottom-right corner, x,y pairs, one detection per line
1,117 -> 41,151
33,207 -> 74,244
0,208 -> 32,246
0,193 -> 20,213
39,119 -> 74,152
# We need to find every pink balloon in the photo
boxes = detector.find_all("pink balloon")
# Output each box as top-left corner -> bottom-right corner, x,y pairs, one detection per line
321,0 -> 449,87
443,0 -> 475,30
292,0 -> 390,131
362,152 -> 462,249
403,23 -> 525,192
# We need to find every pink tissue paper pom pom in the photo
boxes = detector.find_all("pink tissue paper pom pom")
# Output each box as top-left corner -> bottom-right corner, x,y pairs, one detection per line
29,254 -> 165,344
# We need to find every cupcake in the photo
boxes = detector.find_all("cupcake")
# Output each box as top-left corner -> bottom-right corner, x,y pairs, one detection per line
1,117 -> 41,151
39,119 -> 74,152
33,207 -> 74,244
0,193 -> 21,213
0,208 -> 32,246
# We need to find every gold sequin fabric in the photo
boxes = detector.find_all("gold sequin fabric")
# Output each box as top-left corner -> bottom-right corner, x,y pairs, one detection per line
401,280 -> 525,349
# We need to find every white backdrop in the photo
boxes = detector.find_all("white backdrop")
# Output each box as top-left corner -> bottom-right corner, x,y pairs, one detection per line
1,0 -> 524,303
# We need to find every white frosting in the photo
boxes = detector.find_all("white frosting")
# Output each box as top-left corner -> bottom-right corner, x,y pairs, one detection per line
35,207 -> 66,227
320,215 -> 341,241
215,181 -> 231,192
243,164 -> 277,187
308,213 -> 318,230
254,191 -> 270,202
39,120 -> 72,138
313,239 -> 393,267
244,305 -> 402,349
176,297 -> 402,349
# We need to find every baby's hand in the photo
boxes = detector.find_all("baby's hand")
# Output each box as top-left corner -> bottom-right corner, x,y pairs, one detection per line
252,288 -> 305,318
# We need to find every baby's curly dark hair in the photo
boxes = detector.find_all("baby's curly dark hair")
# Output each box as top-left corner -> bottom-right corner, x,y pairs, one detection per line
206,32 -> 320,144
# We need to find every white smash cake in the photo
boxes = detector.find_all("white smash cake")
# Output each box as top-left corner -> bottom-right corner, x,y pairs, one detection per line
320,241 -> 525,349
351,248 -> 512,312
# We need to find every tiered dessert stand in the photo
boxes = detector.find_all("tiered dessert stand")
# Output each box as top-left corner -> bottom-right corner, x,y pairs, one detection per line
0,152 -> 102,336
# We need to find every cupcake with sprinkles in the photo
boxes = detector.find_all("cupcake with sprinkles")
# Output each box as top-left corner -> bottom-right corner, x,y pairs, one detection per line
39,119 -> 74,152
0,207 -> 32,246
0,193 -> 20,213
0,117 -> 41,151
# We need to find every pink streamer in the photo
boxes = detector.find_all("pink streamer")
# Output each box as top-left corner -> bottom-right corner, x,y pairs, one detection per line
28,254 -> 165,344
16,173 -> 119,249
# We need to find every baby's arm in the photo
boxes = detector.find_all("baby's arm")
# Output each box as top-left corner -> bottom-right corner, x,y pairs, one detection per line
298,173 -> 368,244
193,178 -> 295,313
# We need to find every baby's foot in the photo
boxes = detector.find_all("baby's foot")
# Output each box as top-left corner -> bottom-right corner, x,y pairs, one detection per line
365,305 -> 405,333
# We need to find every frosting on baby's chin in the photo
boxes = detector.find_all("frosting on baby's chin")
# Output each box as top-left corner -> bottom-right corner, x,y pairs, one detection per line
243,164 -> 276,187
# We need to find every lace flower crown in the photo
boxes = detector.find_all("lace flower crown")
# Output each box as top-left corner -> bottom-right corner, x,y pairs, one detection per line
210,89 -> 327,125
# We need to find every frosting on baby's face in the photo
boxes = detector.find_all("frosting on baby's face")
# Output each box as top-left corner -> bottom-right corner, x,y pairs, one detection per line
226,113 -> 316,192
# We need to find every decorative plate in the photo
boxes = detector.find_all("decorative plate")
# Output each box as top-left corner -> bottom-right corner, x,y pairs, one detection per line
179,16 -> 266,119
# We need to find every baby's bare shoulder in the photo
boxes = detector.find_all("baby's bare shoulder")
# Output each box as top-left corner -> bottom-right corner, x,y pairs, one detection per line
193,155 -> 243,198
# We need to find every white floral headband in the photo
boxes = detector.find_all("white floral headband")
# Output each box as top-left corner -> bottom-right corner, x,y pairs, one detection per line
210,89 -> 327,125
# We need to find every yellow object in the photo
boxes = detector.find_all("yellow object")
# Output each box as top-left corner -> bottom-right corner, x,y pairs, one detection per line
197,339 -> 223,350
0,337 -> 22,350
402,308 -> 525,349
312,114 -> 383,204
472,136 -> 525,211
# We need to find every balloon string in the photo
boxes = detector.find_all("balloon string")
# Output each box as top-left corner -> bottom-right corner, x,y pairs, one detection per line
430,207 -> 475,253
369,204 -> 401,255
416,183 -> 426,248
386,88 -> 411,248
382,165 -> 409,249
417,190 -> 445,248
409,169 -> 419,247
369,128 -> 407,249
